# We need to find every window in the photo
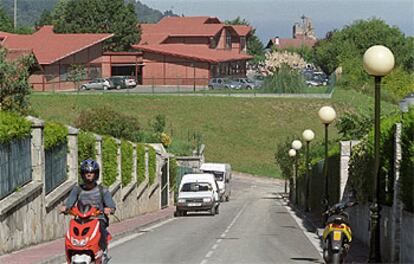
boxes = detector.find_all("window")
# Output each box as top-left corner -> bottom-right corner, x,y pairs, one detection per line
59,65 -> 69,81
210,37 -> 216,49
226,30 -> 232,49
181,182 -> 212,192
240,36 -> 246,51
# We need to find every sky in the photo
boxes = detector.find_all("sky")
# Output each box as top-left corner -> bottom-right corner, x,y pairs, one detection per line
140,0 -> 414,43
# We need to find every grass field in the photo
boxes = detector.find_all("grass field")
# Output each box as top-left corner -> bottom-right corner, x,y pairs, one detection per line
30,88 -> 397,178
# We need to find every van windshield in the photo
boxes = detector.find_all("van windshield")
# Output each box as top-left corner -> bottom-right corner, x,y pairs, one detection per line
181,182 -> 212,192
203,171 -> 224,181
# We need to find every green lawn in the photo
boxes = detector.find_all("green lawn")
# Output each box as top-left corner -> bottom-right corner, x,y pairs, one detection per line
30,88 -> 397,178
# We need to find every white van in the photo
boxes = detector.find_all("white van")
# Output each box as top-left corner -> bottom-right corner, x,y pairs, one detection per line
200,163 -> 232,202
176,174 -> 220,216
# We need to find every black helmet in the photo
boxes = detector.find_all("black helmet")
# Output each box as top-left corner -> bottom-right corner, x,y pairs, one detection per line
80,159 -> 100,183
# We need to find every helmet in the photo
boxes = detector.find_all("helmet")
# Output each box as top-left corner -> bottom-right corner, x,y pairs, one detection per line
80,159 -> 100,183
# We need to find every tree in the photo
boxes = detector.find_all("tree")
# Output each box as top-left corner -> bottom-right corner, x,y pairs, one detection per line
47,0 -> 140,51
67,64 -> 86,91
0,48 -> 34,115
225,17 -> 264,63
0,7 -> 13,32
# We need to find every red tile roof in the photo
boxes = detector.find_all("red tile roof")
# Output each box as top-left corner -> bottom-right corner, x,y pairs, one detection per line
0,26 -> 113,65
133,44 -> 252,63
4,48 -> 34,62
231,25 -> 252,36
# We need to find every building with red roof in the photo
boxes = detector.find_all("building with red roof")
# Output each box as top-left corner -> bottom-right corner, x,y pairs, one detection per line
0,26 -> 114,91
133,16 -> 253,86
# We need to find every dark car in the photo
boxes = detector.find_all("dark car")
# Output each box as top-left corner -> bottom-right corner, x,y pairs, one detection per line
108,76 -> 128,89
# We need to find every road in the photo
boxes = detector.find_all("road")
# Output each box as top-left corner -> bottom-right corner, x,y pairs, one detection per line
109,174 -> 322,264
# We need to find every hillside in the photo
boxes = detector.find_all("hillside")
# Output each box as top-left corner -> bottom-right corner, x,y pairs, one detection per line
30,89 -> 397,178
0,0 -> 176,26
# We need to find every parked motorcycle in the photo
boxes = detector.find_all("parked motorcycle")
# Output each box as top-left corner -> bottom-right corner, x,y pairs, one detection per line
64,203 -> 112,264
322,200 -> 357,264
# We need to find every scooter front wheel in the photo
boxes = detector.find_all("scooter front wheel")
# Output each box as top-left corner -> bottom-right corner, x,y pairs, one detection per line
331,252 -> 342,264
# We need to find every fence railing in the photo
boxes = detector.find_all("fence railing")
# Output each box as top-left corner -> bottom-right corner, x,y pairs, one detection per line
45,143 -> 68,194
0,137 -> 32,200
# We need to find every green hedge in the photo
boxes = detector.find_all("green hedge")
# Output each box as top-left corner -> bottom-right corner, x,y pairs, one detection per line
121,140 -> 133,186
136,143 -> 146,184
349,114 -> 402,206
400,109 -> 414,212
148,146 -> 156,185
169,157 -> 177,191
102,136 -> 118,187
78,130 -> 96,163
0,111 -> 31,144
44,122 -> 68,150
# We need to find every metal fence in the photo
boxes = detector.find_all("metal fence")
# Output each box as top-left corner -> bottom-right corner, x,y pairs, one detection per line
0,137 -> 32,200
45,143 -> 68,194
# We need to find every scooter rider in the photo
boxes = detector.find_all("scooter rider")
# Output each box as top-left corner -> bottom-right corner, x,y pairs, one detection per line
60,159 -> 116,255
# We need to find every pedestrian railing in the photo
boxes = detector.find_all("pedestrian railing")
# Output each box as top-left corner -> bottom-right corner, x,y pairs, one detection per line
45,142 -> 68,194
0,137 -> 32,200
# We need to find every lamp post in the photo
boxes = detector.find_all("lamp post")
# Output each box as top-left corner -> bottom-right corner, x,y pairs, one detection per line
292,140 -> 303,205
302,129 -> 315,212
288,148 -> 297,203
363,45 -> 395,263
318,106 -> 337,213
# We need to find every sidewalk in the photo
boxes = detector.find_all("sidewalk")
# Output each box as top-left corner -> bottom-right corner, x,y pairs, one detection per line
0,207 -> 175,264
283,196 -> 369,263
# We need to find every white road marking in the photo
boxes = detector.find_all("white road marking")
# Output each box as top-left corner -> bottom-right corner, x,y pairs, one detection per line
200,203 -> 248,264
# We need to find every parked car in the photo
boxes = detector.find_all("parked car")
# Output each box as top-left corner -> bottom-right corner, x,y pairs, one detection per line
232,78 -> 259,89
124,76 -> 137,88
80,78 -> 113,90
208,78 -> 241,90
175,173 -> 220,216
108,76 -> 127,90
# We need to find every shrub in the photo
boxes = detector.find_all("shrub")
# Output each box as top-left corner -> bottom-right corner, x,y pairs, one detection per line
0,111 -> 31,144
44,122 -> 68,150
262,65 -> 307,93
169,157 -> 177,192
136,143 -> 146,184
274,136 -> 295,180
78,130 -> 96,163
121,140 -> 133,186
148,146 -> 156,185
75,106 -> 141,142
102,136 -> 118,187
167,138 -> 192,156
400,108 -> 414,212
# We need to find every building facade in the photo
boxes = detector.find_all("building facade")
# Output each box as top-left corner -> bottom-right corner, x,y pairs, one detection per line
133,16 -> 253,86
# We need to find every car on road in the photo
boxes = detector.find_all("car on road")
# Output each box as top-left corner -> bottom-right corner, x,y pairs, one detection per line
80,78 -> 113,90
175,173 -> 220,216
232,78 -> 259,89
200,163 -> 232,202
208,78 -> 241,90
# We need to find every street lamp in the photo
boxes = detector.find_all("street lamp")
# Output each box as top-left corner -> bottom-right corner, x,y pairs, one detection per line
363,45 -> 395,263
318,106 -> 337,213
292,140 -> 302,205
302,129 -> 315,212
288,148 -> 297,203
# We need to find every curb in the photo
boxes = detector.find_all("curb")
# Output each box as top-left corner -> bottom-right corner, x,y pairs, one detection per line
38,212 -> 174,264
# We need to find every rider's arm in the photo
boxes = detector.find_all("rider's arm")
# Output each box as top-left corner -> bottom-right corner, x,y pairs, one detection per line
65,185 -> 80,209
103,189 -> 116,213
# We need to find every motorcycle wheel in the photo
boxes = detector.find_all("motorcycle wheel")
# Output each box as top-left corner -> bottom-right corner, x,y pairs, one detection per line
331,252 -> 342,264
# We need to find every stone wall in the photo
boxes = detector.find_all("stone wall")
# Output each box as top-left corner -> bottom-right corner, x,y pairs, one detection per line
0,117 -> 172,255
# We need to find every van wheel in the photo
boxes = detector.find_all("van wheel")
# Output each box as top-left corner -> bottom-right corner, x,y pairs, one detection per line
210,206 -> 216,216
174,210 -> 180,217
208,85 -> 213,90
226,196 -> 229,202
182,211 -> 187,216
215,205 -> 219,215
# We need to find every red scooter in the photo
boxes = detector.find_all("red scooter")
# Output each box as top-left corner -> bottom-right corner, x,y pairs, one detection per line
64,203 -> 112,264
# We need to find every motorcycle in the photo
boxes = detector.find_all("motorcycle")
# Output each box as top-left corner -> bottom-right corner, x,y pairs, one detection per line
322,200 -> 357,264
64,202 -> 112,264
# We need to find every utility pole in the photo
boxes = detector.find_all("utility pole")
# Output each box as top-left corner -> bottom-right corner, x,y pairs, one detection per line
14,0 -> 17,29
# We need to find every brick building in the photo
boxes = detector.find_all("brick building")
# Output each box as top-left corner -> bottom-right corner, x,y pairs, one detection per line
133,16 -> 253,86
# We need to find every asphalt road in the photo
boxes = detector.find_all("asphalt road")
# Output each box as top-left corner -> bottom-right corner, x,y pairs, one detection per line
110,174 -> 322,264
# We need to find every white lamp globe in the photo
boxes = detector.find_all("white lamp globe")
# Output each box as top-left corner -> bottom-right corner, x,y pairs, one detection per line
292,140 -> 302,150
288,149 -> 297,157
302,129 -> 315,142
363,45 -> 395,76
318,106 -> 337,124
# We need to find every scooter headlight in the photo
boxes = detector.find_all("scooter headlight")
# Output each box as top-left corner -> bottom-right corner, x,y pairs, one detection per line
71,237 -> 88,247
